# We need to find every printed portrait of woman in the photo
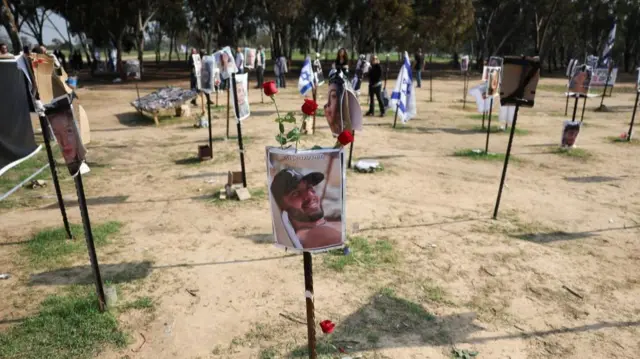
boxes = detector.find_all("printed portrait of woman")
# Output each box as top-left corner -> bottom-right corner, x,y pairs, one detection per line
45,97 -> 86,175
324,74 -> 362,136
569,66 -> 591,96
488,69 -> 500,96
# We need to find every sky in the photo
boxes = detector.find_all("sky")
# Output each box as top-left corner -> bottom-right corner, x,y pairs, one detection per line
0,11 -> 70,45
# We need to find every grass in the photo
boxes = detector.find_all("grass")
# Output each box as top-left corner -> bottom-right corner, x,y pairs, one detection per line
119,296 -> 154,311
206,187 -> 267,206
0,289 -> 128,359
323,236 -> 398,272
550,146 -> 592,159
608,136 -> 640,144
0,150 -> 51,193
23,221 -> 122,269
419,279 -> 450,304
453,149 -> 507,161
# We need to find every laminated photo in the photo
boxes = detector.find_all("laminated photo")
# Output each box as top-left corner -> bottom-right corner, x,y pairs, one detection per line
214,46 -> 238,80
469,83 -> 491,113
45,95 -> 87,176
244,48 -> 256,70
568,65 -> 592,96
590,68 -> 617,87
487,67 -> 501,96
488,56 -> 503,68
231,73 -> 250,121
561,120 -> 581,148
325,73 -> 363,136
460,55 -> 470,72
192,53 -> 202,90
499,56 -> 540,107
124,60 -> 140,80
266,147 -> 345,252
201,55 -> 216,93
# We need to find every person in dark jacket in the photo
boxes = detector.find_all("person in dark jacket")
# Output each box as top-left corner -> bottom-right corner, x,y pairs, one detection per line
334,48 -> 349,77
366,55 -> 384,117
414,48 -> 425,88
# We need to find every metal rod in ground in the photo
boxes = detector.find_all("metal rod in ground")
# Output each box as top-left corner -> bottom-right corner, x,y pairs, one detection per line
599,70 -> 611,109
231,74 -> 248,188
74,172 -> 106,311
303,252 -> 317,359
564,86 -> 570,116
492,104 -> 520,220
628,91 -> 639,141
463,71 -> 467,109
485,97 -> 494,153
429,54 -> 433,102
348,130 -> 355,169
312,86 -> 317,133
571,95 -> 579,122
393,103 -> 399,128
206,93 -> 213,150
226,87 -> 230,139
38,116 -> 73,240
135,82 -> 141,104
580,95 -> 588,123
481,109 -> 486,129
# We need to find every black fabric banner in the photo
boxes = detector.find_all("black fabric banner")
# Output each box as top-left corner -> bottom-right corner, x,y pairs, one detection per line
0,59 -> 39,176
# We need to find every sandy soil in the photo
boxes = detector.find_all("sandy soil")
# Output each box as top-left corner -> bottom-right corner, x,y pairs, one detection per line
1,68 -> 639,359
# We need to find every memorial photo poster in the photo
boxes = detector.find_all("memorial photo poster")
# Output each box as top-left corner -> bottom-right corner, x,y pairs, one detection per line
192,54 -> 202,90
214,47 -> 238,79
561,120 -> 581,148
499,56 -> 540,107
488,56 -> 503,68
0,58 -> 40,176
124,60 -> 141,79
45,95 -> 87,176
460,55 -> 470,72
231,73 -> 250,121
586,55 -> 599,69
244,48 -> 256,70
469,83 -> 491,113
590,68 -> 618,87
325,77 -> 363,136
266,147 -> 345,252
201,55 -> 216,94
568,65 -> 592,96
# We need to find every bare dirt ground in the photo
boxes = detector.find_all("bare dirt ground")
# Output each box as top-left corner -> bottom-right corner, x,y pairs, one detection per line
1,68 -> 639,359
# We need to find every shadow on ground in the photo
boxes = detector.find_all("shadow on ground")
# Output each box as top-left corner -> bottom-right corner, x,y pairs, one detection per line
29,261 -> 152,286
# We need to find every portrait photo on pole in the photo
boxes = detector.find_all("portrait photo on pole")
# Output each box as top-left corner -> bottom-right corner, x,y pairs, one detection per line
192,53 -> 202,90
0,58 -> 40,176
214,47 -> 238,80
561,120 -> 581,148
266,147 -> 345,252
231,73 -> 250,121
201,55 -> 217,94
488,56 -> 503,68
568,65 -> 592,96
244,48 -> 256,70
487,67 -> 501,96
324,73 -> 363,136
460,55 -> 470,72
45,95 -> 87,176
124,60 -> 141,80
499,56 -> 540,107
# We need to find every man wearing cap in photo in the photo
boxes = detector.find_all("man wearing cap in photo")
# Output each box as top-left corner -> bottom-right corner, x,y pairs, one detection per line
270,169 -> 342,249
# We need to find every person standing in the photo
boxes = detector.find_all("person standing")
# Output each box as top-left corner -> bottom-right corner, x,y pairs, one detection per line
366,55 -> 385,117
414,48 -> 425,88
255,46 -> 265,88
334,48 -> 349,77
313,52 -> 322,74
236,47 -> 245,74
275,55 -> 287,88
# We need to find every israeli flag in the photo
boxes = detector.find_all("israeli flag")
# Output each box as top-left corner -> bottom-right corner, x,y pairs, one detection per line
602,21 -> 616,66
298,57 -> 314,95
390,52 -> 417,123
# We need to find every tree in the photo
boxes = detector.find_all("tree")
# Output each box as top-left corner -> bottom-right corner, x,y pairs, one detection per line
0,0 -> 22,52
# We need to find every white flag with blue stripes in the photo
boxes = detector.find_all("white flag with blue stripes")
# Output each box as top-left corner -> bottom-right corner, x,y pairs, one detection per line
390,52 -> 417,123
602,21 -> 616,66
298,57 -> 314,95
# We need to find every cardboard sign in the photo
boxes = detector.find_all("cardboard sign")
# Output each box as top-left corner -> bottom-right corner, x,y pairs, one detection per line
499,56 -> 540,107
231,73 -> 250,121
78,105 -> 91,145
590,68 -> 617,87
266,147 -> 345,252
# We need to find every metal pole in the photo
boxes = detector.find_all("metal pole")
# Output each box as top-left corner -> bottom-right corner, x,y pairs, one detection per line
429,54 -> 433,102
206,93 -> 213,150
303,252 -> 317,359
571,95 -> 579,122
628,91 -> 639,141
485,97 -> 494,153
481,109 -> 486,129
74,172 -> 106,312
492,104 -> 520,220
463,71 -> 467,109
393,103 -> 399,128
580,95 -> 588,123
599,67 -> 612,109
226,87 -> 230,139
312,85 -> 317,133
564,85 -> 570,116
347,130 -> 355,169
39,117 -> 73,240
231,74 -> 247,188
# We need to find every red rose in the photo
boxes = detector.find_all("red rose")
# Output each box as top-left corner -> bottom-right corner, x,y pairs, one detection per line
301,99 -> 318,116
319,320 -> 335,334
337,130 -> 354,146
263,81 -> 278,97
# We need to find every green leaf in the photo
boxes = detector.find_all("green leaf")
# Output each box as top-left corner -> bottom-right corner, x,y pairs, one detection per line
282,112 -> 296,123
286,127 -> 300,140
275,134 -> 287,145
279,122 -> 285,133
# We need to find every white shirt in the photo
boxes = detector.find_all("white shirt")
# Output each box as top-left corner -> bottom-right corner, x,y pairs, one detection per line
236,52 -> 244,69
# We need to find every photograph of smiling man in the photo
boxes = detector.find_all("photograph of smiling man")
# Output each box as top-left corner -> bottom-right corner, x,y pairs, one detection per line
266,147 -> 345,252
45,95 -> 87,176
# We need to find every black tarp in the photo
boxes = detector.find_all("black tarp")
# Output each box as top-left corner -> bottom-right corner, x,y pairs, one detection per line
0,58 -> 39,176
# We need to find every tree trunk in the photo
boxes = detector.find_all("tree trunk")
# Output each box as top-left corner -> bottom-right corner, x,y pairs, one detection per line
66,21 -> 73,54
136,30 -> 145,79
1,0 -> 22,53
79,34 -> 92,68
169,34 -> 174,62
116,34 -> 125,79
